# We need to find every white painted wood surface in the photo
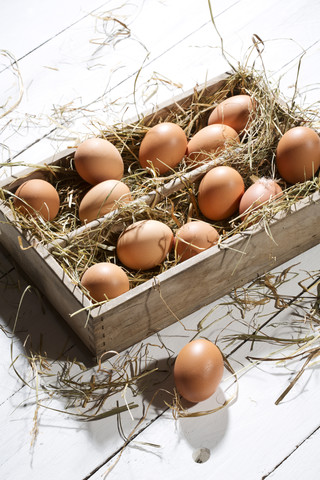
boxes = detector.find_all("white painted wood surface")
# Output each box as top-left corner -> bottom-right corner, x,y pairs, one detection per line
1,1 -> 320,479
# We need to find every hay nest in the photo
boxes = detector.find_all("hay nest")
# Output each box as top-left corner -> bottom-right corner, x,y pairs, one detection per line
1,66 -> 319,296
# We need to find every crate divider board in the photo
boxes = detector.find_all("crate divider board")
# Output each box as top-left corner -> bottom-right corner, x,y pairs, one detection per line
48,156 -> 228,248
1,71 -> 319,359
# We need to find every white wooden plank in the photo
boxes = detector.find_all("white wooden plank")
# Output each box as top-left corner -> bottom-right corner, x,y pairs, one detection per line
0,396 -> 130,480
0,0 -> 120,60
272,43 -> 320,109
131,0 -> 320,107
1,0 -> 238,165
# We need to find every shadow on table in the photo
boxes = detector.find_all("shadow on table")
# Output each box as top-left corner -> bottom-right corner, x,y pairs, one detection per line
178,386 -> 229,455
137,356 -> 176,413
138,356 -> 229,454
0,253 -> 95,367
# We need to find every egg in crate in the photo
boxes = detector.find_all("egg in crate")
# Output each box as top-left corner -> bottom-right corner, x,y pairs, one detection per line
13,178 -> 60,221
174,220 -> 219,262
276,126 -> 320,184
80,262 -> 129,302
208,94 -> 255,133
239,177 -> 283,220
116,219 -> 174,271
74,137 -> 124,185
174,339 -> 224,403
139,122 -> 188,174
79,179 -> 132,223
186,124 -> 240,165
198,165 -> 245,221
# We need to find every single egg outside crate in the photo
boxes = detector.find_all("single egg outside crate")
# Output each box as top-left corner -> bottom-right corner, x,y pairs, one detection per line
173,338 -> 224,403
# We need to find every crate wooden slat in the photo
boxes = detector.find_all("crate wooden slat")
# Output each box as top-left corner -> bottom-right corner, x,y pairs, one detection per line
0,71 -> 319,359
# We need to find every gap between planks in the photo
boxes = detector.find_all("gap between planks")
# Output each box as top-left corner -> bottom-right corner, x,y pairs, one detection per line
262,423 -> 320,479
81,408 -> 169,480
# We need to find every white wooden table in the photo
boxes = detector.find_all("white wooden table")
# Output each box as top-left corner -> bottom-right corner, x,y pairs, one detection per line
1,1 -> 320,479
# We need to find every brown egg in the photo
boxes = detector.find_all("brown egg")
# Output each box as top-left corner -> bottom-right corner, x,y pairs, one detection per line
239,178 -> 282,219
175,220 -> 219,261
81,262 -> 129,302
139,122 -> 187,174
74,137 -> 124,185
186,124 -> 240,165
116,219 -> 174,271
276,126 -> 320,184
208,94 -> 255,133
79,180 -> 132,223
13,179 -> 60,221
198,166 -> 245,221
174,339 -> 224,403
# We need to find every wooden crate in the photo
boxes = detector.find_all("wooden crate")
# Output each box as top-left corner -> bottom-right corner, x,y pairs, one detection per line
1,72 -> 319,359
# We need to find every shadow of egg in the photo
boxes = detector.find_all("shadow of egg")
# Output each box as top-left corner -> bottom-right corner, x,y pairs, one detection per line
178,386 -> 229,452
137,356 -> 176,413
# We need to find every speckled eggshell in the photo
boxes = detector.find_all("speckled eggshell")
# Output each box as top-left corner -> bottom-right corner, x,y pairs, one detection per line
139,122 -> 188,174
116,219 -> 174,271
239,178 -> 282,218
79,179 -> 132,223
81,262 -> 129,302
74,137 -> 124,185
198,165 -> 245,221
208,94 -> 255,133
174,339 -> 224,403
276,126 -> 320,184
175,220 -> 219,262
186,124 -> 240,165
13,178 -> 60,221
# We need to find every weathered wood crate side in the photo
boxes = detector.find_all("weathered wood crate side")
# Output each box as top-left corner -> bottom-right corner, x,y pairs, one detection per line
88,190 -> 320,357
0,71 -> 319,359
0,72 -> 232,358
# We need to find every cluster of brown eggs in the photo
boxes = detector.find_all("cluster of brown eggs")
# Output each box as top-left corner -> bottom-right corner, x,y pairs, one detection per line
13,94 -> 320,304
